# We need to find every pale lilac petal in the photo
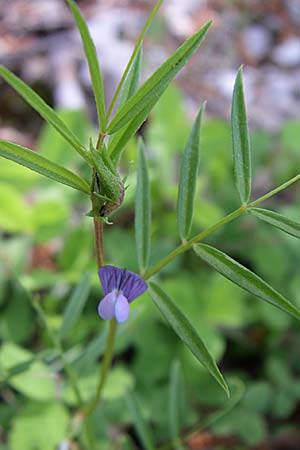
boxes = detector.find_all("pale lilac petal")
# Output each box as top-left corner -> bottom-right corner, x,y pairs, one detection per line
121,272 -> 147,302
98,291 -> 116,320
114,294 -> 130,323
98,266 -> 121,295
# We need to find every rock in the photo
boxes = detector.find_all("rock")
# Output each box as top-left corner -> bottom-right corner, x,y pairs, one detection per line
164,0 -> 207,38
50,48 -> 85,110
272,36 -> 300,67
285,0 -> 300,27
242,24 -> 272,62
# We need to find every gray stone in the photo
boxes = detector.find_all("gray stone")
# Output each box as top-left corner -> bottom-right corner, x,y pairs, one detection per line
285,0 -> 300,27
272,37 -> 300,67
242,24 -> 272,61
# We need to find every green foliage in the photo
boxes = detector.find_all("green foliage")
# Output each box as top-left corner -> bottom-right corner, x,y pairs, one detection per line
109,46 -> 142,163
135,140 -> 151,272
281,120 -> 300,154
126,392 -> 155,450
1,343 -> 57,401
107,21 -> 212,134
0,183 -> 32,232
146,85 -> 191,156
0,140 -> 90,193
149,282 -> 229,396
59,273 -> 91,339
0,278 -> 35,344
169,361 -> 186,450
177,104 -> 205,241
250,207 -> 300,239
37,109 -> 91,166
231,67 -> 251,204
64,366 -> 134,404
194,243 -> 300,320
0,66 -> 90,162
66,0 -> 106,131
106,0 -> 163,120
9,402 -> 69,450
1,1 -> 300,448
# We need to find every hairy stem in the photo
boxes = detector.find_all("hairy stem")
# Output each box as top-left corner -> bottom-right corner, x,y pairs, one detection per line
84,215 -> 118,424
93,218 -> 104,267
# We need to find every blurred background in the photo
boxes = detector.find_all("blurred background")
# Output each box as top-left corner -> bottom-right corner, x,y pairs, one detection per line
1,1 -> 300,449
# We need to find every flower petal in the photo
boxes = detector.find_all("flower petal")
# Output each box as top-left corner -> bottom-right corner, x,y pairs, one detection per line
98,265 -> 147,303
114,294 -> 130,323
98,266 -> 121,295
98,291 -> 116,320
121,271 -> 148,302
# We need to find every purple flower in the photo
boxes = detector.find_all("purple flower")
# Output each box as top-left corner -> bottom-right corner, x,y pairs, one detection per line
98,265 -> 147,323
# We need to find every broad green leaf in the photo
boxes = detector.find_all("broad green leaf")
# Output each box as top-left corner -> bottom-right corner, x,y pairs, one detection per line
194,244 -> 300,320
148,282 -> 229,396
104,367 -> 134,401
126,392 -> 155,450
9,402 -> 69,450
243,382 -> 272,414
135,140 -> 151,272
177,103 -> 205,241
199,377 -> 245,429
169,361 -> 186,450
0,343 -> 57,401
0,66 -> 90,162
0,140 -> 90,193
64,367 -> 134,404
0,183 -> 32,232
231,67 -> 251,204
31,199 -> 69,243
213,409 -> 266,446
249,207 -> 300,239
107,21 -> 212,134
59,273 -> 91,339
71,307 -> 144,374
0,158 -> 38,189
4,358 -> 35,380
0,277 -> 35,344
71,329 -> 108,375
66,0 -> 106,131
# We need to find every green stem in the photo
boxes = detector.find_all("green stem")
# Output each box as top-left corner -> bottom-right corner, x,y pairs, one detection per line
96,133 -> 106,151
84,212 -> 118,419
85,319 -> 117,416
249,174 -> 300,207
144,206 -> 246,280
144,174 -> 300,280
106,0 -> 164,121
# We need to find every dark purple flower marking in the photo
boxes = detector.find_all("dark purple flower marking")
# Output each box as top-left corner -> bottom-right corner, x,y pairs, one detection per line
98,266 -> 147,323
